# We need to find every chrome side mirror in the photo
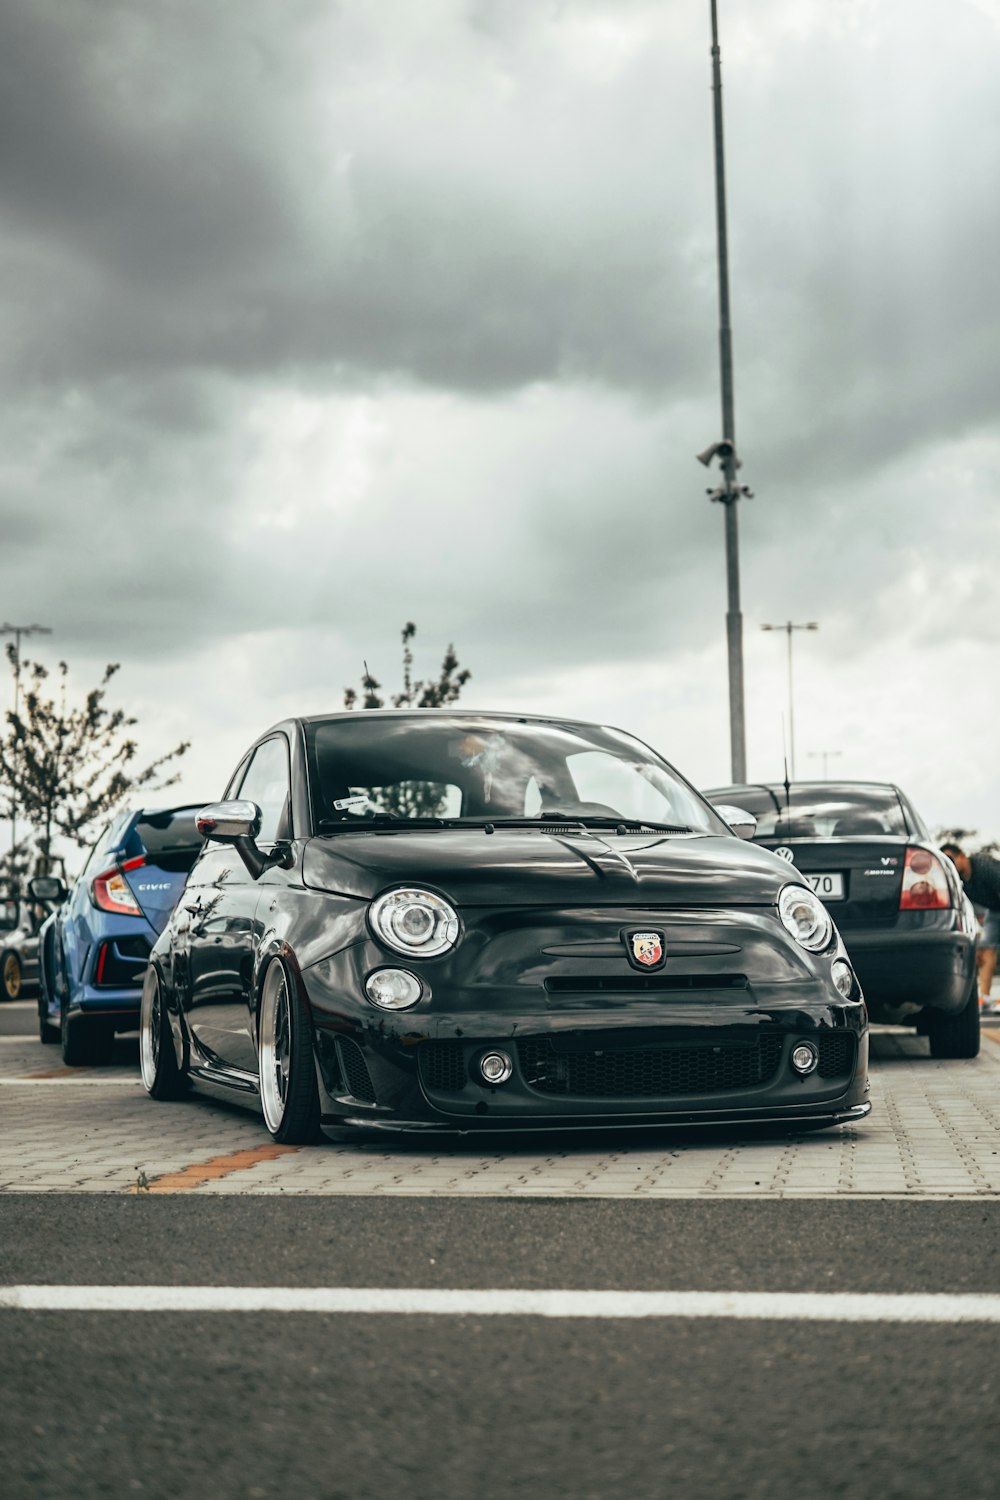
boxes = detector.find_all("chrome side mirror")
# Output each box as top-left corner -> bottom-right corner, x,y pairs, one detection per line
28,875 -> 68,903
196,800 -> 292,879
196,800 -> 262,842
714,804 -> 757,840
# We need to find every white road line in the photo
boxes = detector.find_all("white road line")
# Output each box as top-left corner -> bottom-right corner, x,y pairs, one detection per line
4,1286 -> 1000,1321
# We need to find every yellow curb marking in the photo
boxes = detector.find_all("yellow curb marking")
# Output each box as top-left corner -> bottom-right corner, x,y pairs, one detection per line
128,1144 -> 300,1194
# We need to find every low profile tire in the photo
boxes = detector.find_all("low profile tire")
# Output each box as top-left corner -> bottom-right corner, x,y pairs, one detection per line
258,957 -> 321,1144
140,968 -> 184,1100
61,1005 -> 114,1067
928,982 -> 981,1060
2,950 -> 22,1001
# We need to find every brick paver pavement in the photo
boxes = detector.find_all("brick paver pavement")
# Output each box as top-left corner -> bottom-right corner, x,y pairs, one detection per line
3,1008 -> 1000,1196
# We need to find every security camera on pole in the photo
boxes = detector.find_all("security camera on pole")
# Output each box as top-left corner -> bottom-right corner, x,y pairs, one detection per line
698,1 -> 753,784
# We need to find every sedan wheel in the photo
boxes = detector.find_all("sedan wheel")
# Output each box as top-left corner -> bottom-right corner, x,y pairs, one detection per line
2,951 -> 21,1001
928,980 -> 981,1060
258,958 -> 321,1144
140,968 -> 184,1099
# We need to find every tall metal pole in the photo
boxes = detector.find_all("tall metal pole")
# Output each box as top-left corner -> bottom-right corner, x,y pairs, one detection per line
1,622 -> 52,866
761,621 -> 818,778
709,0 -> 746,783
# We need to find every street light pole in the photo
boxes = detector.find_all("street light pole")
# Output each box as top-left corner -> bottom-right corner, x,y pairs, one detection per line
699,0 -> 752,784
761,621 -> 818,779
1,622 -> 53,866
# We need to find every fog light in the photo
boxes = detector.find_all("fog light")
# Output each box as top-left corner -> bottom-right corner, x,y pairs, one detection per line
790,1042 -> 819,1075
479,1051 -> 513,1085
364,968 -> 422,1010
831,958 -> 855,998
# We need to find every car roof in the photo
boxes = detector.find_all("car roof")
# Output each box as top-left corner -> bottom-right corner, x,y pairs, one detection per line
706,781 -> 902,797
250,709 -> 631,743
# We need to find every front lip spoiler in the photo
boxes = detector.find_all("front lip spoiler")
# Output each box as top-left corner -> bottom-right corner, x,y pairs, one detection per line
325,1102 -> 872,1135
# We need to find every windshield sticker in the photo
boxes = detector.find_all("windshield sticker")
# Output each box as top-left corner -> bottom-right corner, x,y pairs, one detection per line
333,794 -> 372,812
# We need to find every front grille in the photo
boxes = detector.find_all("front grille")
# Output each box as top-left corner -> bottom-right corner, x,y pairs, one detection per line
816,1032 -> 856,1078
544,974 -> 748,994
336,1038 -> 377,1104
419,1042 -> 468,1092
517,1034 -> 784,1097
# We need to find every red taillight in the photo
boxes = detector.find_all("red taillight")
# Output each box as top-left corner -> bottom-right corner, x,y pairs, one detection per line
95,942 -> 108,983
91,857 -> 145,916
900,846 -> 951,910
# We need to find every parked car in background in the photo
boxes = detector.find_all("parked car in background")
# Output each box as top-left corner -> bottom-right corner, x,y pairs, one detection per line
1,882 -> 45,1000
140,711 -> 869,1143
703,781 -> 979,1058
36,805 -> 206,1063
0,870 -> 70,1001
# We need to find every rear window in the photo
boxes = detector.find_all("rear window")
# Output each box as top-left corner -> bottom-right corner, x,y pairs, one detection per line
710,786 -> 909,840
134,811 -> 205,870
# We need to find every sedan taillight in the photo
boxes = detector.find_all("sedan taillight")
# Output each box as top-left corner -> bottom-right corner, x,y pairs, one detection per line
899,847 -> 951,910
91,856 -> 146,916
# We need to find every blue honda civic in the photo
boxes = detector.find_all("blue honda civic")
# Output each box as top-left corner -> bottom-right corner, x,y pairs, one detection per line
36,804 -> 206,1064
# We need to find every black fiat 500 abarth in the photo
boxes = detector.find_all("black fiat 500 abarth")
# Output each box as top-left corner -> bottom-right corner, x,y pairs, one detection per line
141,712 -> 870,1142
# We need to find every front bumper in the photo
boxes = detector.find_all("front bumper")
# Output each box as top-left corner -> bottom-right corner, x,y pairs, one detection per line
305,998 -> 870,1135
300,902 -> 870,1135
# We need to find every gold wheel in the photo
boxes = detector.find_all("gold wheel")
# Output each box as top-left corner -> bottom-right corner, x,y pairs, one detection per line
3,952 -> 22,1001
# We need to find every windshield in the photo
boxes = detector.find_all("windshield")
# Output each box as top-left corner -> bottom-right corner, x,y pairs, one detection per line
305,716 -> 725,834
708,784 -> 909,839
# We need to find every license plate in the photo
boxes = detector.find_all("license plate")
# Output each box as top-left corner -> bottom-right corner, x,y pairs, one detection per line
804,872 -> 845,901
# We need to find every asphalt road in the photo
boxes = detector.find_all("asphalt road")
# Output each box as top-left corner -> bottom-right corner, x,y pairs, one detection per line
3,1195 -> 1000,1500
4,996 -> 1000,1498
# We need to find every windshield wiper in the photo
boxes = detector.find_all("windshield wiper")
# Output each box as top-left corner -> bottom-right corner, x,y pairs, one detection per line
317,813 -> 448,832
482,816 -> 695,834
316,814 -> 695,835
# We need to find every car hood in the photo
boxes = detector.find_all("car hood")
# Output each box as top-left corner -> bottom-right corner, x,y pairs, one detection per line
302,828 -> 793,907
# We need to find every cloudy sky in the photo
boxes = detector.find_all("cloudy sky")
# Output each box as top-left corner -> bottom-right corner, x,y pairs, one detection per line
3,0 -> 1000,845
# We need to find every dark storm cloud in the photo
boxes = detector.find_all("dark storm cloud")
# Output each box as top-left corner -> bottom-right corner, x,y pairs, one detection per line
3,0 -> 1000,699
0,0 -> 714,394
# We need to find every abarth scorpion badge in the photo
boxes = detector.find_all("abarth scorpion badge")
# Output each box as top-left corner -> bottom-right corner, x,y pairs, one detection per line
626,930 -> 665,969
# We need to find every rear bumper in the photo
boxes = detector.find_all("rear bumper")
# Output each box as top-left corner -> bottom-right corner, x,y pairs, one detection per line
841,927 -> 975,1017
68,986 -> 142,1027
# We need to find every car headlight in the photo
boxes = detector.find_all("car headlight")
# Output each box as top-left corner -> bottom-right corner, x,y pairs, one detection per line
369,888 -> 460,958
778,883 -> 834,953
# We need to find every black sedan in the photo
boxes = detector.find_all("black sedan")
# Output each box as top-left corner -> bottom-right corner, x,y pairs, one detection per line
141,712 -> 870,1143
704,781 -> 979,1058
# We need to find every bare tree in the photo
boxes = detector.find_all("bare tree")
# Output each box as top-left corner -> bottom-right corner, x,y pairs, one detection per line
0,651 -> 189,872
344,622 -> 470,710
341,623 -> 472,818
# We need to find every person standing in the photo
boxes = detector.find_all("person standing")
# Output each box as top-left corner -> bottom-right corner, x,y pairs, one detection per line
941,843 -> 1000,1009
